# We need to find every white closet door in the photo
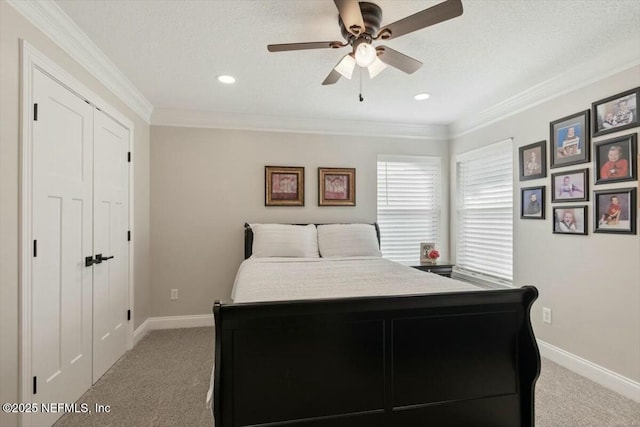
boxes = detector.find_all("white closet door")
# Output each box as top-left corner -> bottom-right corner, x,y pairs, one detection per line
31,69 -> 94,427
92,109 -> 130,381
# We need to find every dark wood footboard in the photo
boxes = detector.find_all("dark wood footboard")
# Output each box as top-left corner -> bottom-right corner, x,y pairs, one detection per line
213,286 -> 540,427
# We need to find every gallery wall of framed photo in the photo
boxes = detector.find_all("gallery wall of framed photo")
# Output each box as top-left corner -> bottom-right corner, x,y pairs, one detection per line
455,65 -> 640,395
518,86 -> 638,236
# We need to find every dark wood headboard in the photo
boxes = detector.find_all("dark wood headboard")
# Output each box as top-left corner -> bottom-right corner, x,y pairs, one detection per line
244,223 -> 381,259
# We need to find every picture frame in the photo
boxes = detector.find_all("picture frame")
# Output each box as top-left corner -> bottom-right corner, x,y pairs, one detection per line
519,140 -> 547,181
318,167 -> 355,206
551,168 -> 588,202
594,188 -> 636,235
265,166 -> 304,206
592,87 -> 639,137
550,110 -> 590,169
552,205 -> 588,235
520,186 -> 545,219
420,242 -> 436,264
594,133 -> 637,184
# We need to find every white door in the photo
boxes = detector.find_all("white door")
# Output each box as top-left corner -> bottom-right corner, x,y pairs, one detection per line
31,69 -> 94,427
30,69 -> 131,426
92,109 -> 130,381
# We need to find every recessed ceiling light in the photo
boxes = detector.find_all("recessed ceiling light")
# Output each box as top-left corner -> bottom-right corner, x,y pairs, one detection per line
414,93 -> 430,100
217,75 -> 236,84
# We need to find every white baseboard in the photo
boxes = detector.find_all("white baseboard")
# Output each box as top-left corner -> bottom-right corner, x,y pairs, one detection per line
133,314 -> 214,346
538,339 -> 640,402
133,318 -> 151,346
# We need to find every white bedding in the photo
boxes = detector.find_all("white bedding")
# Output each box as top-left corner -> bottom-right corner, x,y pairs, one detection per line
232,257 -> 484,303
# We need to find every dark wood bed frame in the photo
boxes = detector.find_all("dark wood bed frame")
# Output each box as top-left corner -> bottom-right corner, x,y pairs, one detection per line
212,224 -> 540,427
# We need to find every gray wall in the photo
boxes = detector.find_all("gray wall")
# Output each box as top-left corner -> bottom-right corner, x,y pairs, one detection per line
450,65 -> 640,382
150,126 -> 449,316
0,4 -> 151,425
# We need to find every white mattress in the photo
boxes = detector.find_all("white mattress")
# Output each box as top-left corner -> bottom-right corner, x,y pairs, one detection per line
232,256 -> 484,303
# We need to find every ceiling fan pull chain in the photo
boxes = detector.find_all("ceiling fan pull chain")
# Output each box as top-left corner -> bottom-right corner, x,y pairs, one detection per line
359,67 -> 364,102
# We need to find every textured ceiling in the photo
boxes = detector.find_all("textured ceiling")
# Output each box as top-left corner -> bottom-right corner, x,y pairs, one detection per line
55,0 -> 640,126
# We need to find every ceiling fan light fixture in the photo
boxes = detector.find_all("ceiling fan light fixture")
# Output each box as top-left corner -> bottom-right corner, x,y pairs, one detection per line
335,54 -> 356,79
368,57 -> 387,79
414,93 -> 431,100
217,75 -> 236,84
355,42 -> 376,67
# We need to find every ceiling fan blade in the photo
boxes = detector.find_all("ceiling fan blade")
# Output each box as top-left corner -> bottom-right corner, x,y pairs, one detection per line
377,46 -> 423,74
268,41 -> 345,52
334,0 -> 366,36
377,0 -> 463,41
323,55 -> 354,85
322,69 -> 342,85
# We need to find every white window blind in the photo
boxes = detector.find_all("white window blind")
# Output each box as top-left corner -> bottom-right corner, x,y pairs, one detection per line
456,140 -> 513,282
377,155 -> 441,265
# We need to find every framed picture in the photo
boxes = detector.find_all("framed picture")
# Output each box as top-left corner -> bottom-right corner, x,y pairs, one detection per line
519,141 -> 547,181
265,166 -> 304,206
594,133 -> 637,184
552,206 -> 588,235
420,242 -> 435,264
594,188 -> 637,235
551,168 -> 588,202
550,110 -> 590,168
318,167 -> 355,206
520,186 -> 545,219
592,87 -> 639,137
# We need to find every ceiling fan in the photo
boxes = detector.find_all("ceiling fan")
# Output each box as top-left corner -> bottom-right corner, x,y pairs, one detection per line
267,0 -> 463,85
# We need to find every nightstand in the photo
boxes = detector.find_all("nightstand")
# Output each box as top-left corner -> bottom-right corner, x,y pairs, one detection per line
412,263 -> 454,278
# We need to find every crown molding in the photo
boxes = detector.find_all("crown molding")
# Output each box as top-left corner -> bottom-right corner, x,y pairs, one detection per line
151,108 -> 450,140
451,44 -> 640,138
10,0 -> 637,139
8,0 -> 153,123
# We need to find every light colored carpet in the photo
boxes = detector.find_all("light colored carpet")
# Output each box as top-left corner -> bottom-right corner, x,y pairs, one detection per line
55,327 -> 213,427
55,327 -> 640,427
535,358 -> 640,427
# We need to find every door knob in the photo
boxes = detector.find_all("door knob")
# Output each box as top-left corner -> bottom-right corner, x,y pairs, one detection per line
96,254 -> 114,262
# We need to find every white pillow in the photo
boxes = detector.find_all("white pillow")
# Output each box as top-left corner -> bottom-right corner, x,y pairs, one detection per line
317,224 -> 382,258
250,224 -> 319,258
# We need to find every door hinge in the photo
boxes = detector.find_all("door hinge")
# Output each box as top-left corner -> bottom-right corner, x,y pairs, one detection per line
127,152 -> 131,163
33,240 -> 37,257
127,310 -> 131,321
33,103 -> 38,121
127,230 -> 131,242
33,376 -> 37,395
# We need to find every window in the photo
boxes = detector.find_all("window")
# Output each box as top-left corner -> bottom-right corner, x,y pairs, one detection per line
456,139 -> 513,283
377,155 -> 442,265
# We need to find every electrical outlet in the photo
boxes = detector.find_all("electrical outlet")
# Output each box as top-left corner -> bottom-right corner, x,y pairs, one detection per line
542,307 -> 552,324
171,289 -> 178,300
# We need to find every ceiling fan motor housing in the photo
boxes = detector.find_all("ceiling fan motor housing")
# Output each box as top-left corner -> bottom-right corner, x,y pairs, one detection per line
339,2 -> 383,42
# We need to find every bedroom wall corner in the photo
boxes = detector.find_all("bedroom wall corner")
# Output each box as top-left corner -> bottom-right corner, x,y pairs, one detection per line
449,65 -> 640,384
133,122 -> 151,331
149,126 -> 450,318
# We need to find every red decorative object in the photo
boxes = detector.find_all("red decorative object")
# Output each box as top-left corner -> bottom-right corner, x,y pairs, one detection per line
427,249 -> 440,259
